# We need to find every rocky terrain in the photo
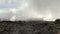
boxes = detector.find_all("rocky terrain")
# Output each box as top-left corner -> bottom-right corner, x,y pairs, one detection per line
0,19 -> 60,34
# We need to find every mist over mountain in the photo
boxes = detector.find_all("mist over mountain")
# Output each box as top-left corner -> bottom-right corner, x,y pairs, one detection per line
0,0 -> 60,21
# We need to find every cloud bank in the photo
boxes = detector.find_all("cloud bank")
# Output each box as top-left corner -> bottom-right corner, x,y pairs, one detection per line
0,0 -> 60,21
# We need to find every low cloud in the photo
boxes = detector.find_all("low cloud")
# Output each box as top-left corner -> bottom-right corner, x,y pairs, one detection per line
0,0 -> 60,21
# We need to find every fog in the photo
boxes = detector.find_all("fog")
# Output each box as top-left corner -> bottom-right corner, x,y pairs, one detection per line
0,0 -> 60,21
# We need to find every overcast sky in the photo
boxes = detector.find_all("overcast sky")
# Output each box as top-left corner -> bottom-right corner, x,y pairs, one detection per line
0,0 -> 60,21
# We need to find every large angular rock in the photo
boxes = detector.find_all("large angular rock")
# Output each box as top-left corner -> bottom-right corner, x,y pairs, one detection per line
55,19 -> 60,24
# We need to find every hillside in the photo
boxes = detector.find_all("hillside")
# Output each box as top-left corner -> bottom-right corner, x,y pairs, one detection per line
0,20 -> 60,34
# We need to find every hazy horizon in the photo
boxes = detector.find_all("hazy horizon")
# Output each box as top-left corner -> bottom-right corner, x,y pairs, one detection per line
0,0 -> 60,21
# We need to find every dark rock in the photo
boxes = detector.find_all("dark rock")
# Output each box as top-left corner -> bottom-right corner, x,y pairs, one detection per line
55,19 -> 60,24
0,21 -> 59,34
